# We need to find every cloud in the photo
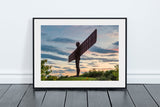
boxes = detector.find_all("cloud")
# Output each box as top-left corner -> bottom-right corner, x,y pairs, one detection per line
91,53 -> 98,56
80,66 -> 87,68
51,67 -> 75,73
112,41 -> 119,49
68,63 -> 75,65
107,54 -> 117,56
87,62 -> 97,67
66,69 -> 75,72
81,56 -> 118,62
92,53 -> 117,57
102,58 -> 118,62
66,47 -> 75,50
52,70 -> 65,73
63,67 -> 75,72
49,37 -> 76,43
41,45 -> 69,55
41,32 -> 47,36
112,41 -> 119,46
47,61 -> 55,64
89,46 -> 118,53
41,54 -> 67,61
63,67 -> 71,69
53,66 -> 61,68
109,63 -> 118,65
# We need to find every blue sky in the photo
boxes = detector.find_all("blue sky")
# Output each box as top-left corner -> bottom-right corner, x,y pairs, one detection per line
41,25 -> 119,76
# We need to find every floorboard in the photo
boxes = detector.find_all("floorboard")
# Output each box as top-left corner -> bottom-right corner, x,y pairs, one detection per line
88,90 -> 111,107
108,89 -> 135,107
0,84 -> 160,107
127,85 -> 158,107
144,85 -> 160,106
65,90 -> 87,107
41,90 -> 66,107
0,85 -> 11,99
0,85 -> 29,107
18,85 -> 46,107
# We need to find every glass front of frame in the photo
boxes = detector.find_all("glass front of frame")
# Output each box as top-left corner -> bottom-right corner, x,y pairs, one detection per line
34,18 -> 126,88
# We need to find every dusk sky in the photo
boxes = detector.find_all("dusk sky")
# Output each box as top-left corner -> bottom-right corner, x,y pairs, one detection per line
41,25 -> 119,76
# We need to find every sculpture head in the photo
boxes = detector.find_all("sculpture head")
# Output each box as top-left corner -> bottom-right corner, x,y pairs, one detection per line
76,42 -> 80,47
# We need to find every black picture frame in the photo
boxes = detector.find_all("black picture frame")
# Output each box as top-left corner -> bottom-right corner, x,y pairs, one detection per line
33,18 -> 127,89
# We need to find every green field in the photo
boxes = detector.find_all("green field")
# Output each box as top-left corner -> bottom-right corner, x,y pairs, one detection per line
57,77 -> 97,80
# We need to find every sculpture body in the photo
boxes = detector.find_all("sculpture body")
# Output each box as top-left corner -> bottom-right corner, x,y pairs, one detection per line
68,29 -> 97,76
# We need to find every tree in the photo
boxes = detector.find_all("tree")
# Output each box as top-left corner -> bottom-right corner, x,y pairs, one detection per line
114,64 -> 119,72
113,64 -> 119,80
41,59 -> 52,80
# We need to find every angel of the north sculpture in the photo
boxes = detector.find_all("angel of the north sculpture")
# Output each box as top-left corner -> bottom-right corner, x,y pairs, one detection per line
68,29 -> 97,76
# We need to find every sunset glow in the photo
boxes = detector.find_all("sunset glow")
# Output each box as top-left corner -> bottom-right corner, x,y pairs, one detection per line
41,25 -> 119,76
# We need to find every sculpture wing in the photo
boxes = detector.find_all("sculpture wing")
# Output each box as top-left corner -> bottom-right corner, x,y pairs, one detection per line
79,29 -> 97,56
68,29 -> 97,62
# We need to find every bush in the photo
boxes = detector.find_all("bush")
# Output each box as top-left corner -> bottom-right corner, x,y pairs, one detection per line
46,75 -> 57,80
78,67 -> 119,81
81,72 -> 89,77
81,70 -> 103,78
104,70 -> 118,80
57,75 -> 68,80
41,75 -> 46,80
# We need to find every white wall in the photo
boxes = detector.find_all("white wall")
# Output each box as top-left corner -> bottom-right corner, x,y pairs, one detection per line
0,0 -> 160,83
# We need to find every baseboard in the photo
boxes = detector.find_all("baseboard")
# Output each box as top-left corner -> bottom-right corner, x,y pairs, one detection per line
127,74 -> 160,84
0,73 -> 160,84
0,74 -> 32,84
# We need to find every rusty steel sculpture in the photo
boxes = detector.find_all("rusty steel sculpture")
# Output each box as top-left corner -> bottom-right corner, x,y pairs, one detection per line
68,29 -> 97,76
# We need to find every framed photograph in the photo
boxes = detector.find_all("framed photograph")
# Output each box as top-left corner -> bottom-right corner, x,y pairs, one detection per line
33,18 -> 127,88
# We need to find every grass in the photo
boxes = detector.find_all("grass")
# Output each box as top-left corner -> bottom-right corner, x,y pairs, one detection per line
57,76 -> 97,81
43,70 -> 119,81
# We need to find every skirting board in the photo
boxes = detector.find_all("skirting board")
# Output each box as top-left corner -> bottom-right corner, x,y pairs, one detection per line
0,74 -> 32,84
0,73 -> 160,84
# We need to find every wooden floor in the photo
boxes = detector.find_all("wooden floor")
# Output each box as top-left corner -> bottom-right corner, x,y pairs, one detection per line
0,85 -> 159,107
